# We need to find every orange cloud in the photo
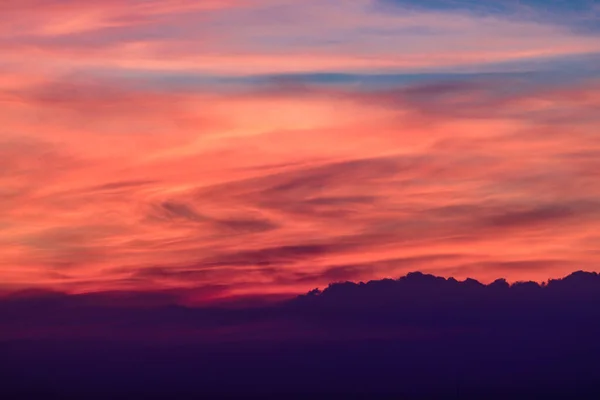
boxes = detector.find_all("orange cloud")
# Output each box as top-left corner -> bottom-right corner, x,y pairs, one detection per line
1,74 -> 600,296
1,1 -> 600,298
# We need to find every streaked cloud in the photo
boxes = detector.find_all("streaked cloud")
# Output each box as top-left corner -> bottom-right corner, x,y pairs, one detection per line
1,0 -> 599,297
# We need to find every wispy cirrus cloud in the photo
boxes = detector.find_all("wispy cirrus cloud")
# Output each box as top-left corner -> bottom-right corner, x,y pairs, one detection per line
1,0 -> 600,297
2,0 -> 600,77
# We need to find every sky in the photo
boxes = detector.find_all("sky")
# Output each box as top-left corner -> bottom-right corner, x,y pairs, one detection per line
1,0 -> 600,301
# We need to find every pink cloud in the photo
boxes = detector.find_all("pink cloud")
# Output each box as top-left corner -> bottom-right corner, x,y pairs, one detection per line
1,1 -> 600,298
2,0 -> 600,76
1,73 -> 600,295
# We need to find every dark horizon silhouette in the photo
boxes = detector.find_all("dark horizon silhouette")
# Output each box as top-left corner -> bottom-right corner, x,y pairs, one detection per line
4,1 -> 600,398
3,270 -> 600,399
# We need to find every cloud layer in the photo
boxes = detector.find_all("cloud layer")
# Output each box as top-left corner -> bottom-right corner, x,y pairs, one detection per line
1,0 -> 600,297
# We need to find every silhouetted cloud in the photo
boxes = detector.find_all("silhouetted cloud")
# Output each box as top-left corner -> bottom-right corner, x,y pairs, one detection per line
3,270 -> 600,398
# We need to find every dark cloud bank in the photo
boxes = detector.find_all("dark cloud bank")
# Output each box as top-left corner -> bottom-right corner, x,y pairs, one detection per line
3,271 -> 600,399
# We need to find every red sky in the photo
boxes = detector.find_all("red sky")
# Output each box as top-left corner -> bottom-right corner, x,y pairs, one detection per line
2,0 -> 600,300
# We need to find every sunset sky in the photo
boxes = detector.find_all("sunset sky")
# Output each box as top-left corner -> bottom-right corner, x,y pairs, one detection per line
1,0 -> 600,301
